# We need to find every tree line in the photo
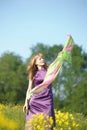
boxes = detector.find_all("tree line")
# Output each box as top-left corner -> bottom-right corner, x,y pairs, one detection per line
0,43 -> 87,115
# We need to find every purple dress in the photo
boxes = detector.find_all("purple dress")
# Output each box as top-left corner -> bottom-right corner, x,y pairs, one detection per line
26,69 -> 55,129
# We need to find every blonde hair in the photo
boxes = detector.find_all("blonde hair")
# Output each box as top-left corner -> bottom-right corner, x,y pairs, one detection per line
27,53 -> 48,80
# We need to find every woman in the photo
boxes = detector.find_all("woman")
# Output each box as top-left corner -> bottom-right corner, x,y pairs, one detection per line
23,35 -> 74,130
23,53 -> 55,129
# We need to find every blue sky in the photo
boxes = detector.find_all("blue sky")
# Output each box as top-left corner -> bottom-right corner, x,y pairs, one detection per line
0,0 -> 87,60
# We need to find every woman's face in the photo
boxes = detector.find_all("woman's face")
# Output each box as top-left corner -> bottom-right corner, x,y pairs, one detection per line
35,56 -> 45,66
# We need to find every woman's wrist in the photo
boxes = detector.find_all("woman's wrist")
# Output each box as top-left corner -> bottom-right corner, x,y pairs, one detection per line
27,91 -> 33,100
24,98 -> 28,105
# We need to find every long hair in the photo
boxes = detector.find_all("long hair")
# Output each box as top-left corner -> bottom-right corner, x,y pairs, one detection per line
27,53 -> 48,80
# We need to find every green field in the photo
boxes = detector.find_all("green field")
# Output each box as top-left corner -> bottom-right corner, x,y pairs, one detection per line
0,104 -> 87,130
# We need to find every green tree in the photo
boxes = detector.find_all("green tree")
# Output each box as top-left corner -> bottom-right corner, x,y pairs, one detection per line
0,52 -> 27,104
60,45 -> 87,114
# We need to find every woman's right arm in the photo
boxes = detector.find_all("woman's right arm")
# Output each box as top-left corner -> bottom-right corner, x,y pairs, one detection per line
25,79 -> 33,104
23,79 -> 33,113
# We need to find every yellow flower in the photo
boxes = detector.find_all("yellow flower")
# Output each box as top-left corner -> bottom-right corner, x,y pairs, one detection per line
26,113 -> 53,130
0,112 -> 18,130
53,127 -> 57,130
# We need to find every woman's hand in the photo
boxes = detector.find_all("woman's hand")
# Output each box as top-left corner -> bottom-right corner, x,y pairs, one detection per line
23,100 -> 29,114
23,104 -> 26,113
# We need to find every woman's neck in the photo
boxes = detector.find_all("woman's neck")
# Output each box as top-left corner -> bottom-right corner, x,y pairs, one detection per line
37,66 -> 44,70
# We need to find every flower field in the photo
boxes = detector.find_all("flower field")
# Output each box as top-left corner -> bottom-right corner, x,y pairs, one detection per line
0,104 -> 87,130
